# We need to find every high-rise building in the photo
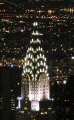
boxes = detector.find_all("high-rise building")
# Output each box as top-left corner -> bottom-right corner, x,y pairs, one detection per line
16,22 -> 51,120
0,66 -> 22,120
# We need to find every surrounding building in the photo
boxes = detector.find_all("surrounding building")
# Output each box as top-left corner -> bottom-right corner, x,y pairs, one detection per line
51,75 -> 74,120
0,66 -> 22,120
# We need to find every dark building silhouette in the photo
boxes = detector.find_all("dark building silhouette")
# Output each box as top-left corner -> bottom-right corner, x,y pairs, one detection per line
0,66 -> 22,120
51,75 -> 74,120
62,75 -> 74,120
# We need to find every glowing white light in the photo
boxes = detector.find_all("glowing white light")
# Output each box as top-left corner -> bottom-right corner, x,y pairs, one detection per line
30,63 -> 32,66
37,38 -> 41,43
17,97 -> 22,109
71,56 -> 74,59
29,94 -> 32,101
36,31 -> 38,35
11,64 -> 13,67
30,71 -> 32,74
46,66 -> 48,69
23,70 -> 25,73
25,68 -> 27,72
44,62 -> 46,66
28,61 -> 29,65
32,30 -> 43,36
32,74 -> 34,77
16,106 -> 19,109
17,97 -> 22,100
33,22 -> 38,26
49,98 -> 54,101
32,31 -> 35,35
20,29 -> 24,32
31,100 -> 39,111
45,70 -> 47,73
33,58 -> 34,61
41,48 -> 42,51
30,55 -> 32,59
35,74 -> 38,77
28,69 -> 30,72
29,54 -> 30,58
37,63 -> 39,66
37,48 -> 38,51
47,73 -> 49,76
63,80 -> 67,84
35,66 -> 37,69
43,68 -> 45,72
30,47 -> 31,51
41,61 -> 42,65
22,73 -> 24,76
32,66 -> 34,69
40,53 -> 41,57
37,55 -> 39,59
39,46 -> 40,51
40,69 -> 41,72
37,71 -> 39,74
44,57 -> 46,61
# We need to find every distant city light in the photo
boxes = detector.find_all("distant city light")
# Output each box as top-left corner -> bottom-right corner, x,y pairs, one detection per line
63,80 -> 67,84
0,3 -> 4,4
17,97 -> 22,109
49,98 -> 54,101
71,56 -> 74,59
11,64 -> 14,67
20,29 -> 24,32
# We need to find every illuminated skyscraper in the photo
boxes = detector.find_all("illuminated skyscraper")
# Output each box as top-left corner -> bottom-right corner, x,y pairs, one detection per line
16,22 -> 50,120
20,22 -> 50,112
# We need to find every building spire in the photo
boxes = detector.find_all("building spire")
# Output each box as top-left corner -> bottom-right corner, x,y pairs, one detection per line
30,21 -> 43,44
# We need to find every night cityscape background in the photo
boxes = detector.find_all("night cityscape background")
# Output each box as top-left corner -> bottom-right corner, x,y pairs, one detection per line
0,0 -> 74,120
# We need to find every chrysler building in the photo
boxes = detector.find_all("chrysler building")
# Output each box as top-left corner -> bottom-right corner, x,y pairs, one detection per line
17,22 -> 50,113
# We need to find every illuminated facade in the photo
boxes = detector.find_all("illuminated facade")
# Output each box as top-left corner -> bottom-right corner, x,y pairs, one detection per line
21,22 -> 50,111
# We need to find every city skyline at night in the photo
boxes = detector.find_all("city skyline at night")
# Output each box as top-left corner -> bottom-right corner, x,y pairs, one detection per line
0,1 -> 74,120
0,1 -> 74,68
